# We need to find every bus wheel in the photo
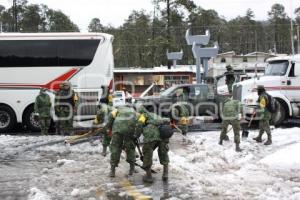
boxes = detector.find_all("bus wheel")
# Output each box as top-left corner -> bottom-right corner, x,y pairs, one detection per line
23,106 -> 40,132
0,105 -> 17,133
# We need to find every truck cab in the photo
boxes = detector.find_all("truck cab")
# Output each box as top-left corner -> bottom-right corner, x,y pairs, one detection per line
233,54 -> 300,125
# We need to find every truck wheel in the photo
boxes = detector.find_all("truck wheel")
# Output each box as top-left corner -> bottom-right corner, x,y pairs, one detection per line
23,105 -> 40,132
272,102 -> 286,126
0,105 -> 17,133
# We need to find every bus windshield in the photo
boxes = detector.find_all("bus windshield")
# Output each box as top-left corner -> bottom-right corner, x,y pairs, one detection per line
265,60 -> 289,76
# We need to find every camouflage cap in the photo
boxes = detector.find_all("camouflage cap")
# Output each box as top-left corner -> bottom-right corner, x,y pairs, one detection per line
59,82 -> 65,88
59,81 -> 70,89
226,65 -> 233,70
257,85 -> 265,91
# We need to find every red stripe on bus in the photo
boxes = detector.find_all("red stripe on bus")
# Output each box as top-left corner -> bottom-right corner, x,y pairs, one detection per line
0,68 -> 79,90
44,68 -> 79,90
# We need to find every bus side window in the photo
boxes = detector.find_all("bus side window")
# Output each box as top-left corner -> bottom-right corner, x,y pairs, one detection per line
289,63 -> 295,77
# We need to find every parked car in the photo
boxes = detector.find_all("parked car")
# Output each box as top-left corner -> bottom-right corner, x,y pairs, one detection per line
136,83 -> 225,118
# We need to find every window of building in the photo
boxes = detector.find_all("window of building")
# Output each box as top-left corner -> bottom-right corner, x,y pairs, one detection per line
221,58 -> 226,63
164,75 -> 190,88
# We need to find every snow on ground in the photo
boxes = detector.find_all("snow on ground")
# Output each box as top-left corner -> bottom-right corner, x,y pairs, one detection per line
260,143 -> 300,170
164,127 -> 300,199
1,127 -> 300,199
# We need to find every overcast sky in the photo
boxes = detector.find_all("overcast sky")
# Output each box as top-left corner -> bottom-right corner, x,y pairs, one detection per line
0,0 -> 299,31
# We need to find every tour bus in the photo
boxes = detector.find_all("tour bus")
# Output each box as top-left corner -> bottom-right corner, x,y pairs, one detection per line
0,32 -> 114,132
233,54 -> 300,125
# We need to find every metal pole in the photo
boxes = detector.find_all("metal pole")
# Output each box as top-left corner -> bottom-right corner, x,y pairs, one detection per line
297,25 -> 300,54
13,0 -> 17,32
255,30 -> 258,52
290,18 -> 295,55
203,58 -> 209,79
196,57 -> 201,84
173,60 -> 177,68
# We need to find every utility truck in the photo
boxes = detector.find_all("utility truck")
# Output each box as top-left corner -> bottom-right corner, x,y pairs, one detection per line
233,54 -> 300,125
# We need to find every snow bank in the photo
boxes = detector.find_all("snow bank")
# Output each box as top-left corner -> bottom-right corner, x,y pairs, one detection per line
28,187 -> 51,200
260,143 -> 300,170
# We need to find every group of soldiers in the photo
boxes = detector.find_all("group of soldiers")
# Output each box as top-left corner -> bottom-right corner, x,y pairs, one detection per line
219,65 -> 272,152
34,71 -> 273,182
93,90 -> 188,183
34,81 -> 77,135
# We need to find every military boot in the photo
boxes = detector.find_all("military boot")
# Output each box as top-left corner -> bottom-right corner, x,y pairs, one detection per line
218,140 -> 223,145
224,135 -> 229,141
109,165 -> 116,178
55,124 -> 61,135
235,143 -> 242,152
264,135 -> 272,145
101,146 -> 107,157
128,164 -> 135,176
253,136 -> 262,143
143,168 -> 153,183
162,164 -> 168,181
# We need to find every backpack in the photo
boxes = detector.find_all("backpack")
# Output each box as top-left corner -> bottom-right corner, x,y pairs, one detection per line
265,93 -> 277,113
159,124 -> 174,139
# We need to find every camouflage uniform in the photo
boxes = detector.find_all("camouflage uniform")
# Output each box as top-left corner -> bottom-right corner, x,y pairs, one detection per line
253,86 -> 272,145
224,65 -> 235,94
171,103 -> 189,135
34,89 -> 52,135
219,98 -> 243,152
55,82 -> 77,135
135,109 -> 170,182
108,91 -> 113,106
106,106 -> 138,177
94,103 -> 113,156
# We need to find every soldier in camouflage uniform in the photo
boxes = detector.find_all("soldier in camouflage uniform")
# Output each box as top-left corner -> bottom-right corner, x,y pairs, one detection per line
135,106 -> 170,183
94,100 -> 113,156
55,82 -> 77,135
108,89 -> 114,106
170,103 -> 189,135
224,65 -> 235,94
106,105 -> 138,177
34,88 -> 52,135
219,97 -> 243,152
253,85 -> 272,145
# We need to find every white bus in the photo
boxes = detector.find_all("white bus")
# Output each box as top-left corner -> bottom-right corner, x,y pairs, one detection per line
0,32 -> 114,132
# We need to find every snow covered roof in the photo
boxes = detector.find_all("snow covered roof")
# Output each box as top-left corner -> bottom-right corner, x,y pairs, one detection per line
210,62 -> 267,70
244,52 -> 274,56
267,54 -> 300,62
114,65 -> 200,73
216,51 -> 236,56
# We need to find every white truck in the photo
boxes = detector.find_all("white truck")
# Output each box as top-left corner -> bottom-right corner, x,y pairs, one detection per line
233,54 -> 300,125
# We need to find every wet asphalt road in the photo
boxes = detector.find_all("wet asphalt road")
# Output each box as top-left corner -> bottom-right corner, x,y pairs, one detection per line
0,133 -> 196,200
